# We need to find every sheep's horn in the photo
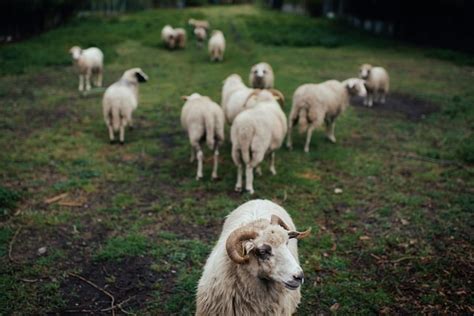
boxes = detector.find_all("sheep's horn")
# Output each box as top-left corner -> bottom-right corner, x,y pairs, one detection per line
271,214 -> 311,240
226,227 -> 258,264
243,89 -> 261,108
268,89 -> 285,107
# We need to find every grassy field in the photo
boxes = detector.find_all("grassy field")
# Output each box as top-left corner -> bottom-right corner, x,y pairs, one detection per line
1,5 -> 473,315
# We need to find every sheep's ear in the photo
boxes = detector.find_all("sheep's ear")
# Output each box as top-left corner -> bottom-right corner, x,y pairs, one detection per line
135,71 -> 148,83
181,95 -> 188,101
288,227 -> 312,240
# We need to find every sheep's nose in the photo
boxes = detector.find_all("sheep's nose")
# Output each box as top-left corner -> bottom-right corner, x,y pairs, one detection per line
293,271 -> 304,284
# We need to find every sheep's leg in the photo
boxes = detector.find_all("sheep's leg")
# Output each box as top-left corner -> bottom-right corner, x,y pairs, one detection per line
78,75 -> 84,91
286,120 -> 294,150
107,123 -> 115,143
326,119 -> 336,143
119,119 -> 127,145
304,125 -> 316,153
380,91 -> 386,104
211,145 -> 219,180
96,69 -> 103,87
85,70 -> 92,91
232,147 -> 243,192
269,152 -> 277,175
367,92 -> 373,107
190,147 -> 195,163
245,164 -> 254,194
196,149 -> 204,180
256,166 -> 262,176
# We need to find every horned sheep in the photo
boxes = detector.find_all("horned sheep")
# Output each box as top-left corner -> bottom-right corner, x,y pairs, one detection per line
69,46 -> 104,92
359,64 -> 390,107
196,199 -> 311,316
208,30 -> 225,62
249,62 -> 274,89
231,90 -> 287,194
102,68 -> 148,145
286,78 -> 367,152
180,93 -> 225,180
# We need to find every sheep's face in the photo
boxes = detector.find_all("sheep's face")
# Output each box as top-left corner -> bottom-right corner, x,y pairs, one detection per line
122,68 -> 148,84
69,46 -> 82,60
194,27 -> 207,41
359,64 -> 373,79
346,78 -> 367,97
250,63 -> 272,88
244,225 -> 304,290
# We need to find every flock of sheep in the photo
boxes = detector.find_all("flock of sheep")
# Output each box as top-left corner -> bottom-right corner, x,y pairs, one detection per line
68,17 -> 390,315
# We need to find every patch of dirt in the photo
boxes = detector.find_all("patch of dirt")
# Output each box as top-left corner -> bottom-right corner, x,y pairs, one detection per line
160,214 -> 221,242
59,256 -> 165,314
351,93 -> 440,122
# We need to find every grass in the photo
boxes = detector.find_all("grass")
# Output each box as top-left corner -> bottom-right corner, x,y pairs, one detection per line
0,4 -> 473,315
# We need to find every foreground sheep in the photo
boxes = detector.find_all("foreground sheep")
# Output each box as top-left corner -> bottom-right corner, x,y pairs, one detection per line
221,74 -> 284,124
249,62 -> 274,89
69,46 -> 103,92
231,90 -> 287,194
208,30 -> 225,62
287,78 -> 367,152
161,25 -> 186,49
102,68 -> 148,144
196,199 -> 311,315
359,64 -> 390,107
180,93 -> 225,180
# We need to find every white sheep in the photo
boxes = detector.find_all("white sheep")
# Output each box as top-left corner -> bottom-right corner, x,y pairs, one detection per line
193,27 -> 207,48
102,68 -> 148,145
231,90 -> 287,194
180,93 -> 225,180
249,62 -> 274,89
359,64 -> 390,107
286,78 -> 367,152
161,25 -> 186,49
196,199 -> 311,316
208,30 -> 225,62
174,28 -> 187,49
188,18 -> 210,30
221,74 -> 284,124
69,46 -> 103,92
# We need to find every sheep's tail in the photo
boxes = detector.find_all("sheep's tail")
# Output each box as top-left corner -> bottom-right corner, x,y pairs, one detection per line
298,106 -> 309,134
111,106 -> 121,132
204,114 -> 216,149
237,125 -> 254,164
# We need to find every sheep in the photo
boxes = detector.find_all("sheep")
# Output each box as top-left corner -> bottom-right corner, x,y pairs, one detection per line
221,74 -> 284,124
193,27 -> 207,48
286,78 -> 367,153
231,90 -> 287,194
208,30 -> 225,62
196,199 -> 311,316
69,46 -> 103,92
102,68 -> 148,145
188,18 -> 210,30
180,93 -> 225,180
359,64 -> 390,107
161,25 -> 186,49
249,62 -> 274,89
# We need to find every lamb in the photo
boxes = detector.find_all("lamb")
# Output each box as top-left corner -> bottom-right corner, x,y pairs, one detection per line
359,64 -> 390,107
231,90 -> 287,194
188,18 -> 210,30
193,27 -> 207,48
102,68 -> 148,145
221,74 -> 284,124
286,78 -> 367,153
196,199 -> 311,316
69,46 -> 103,92
180,93 -> 225,180
161,25 -> 186,49
208,30 -> 225,62
249,62 -> 274,89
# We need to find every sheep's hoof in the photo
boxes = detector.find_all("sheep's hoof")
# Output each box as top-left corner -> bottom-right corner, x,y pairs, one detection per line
212,174 -> 219,181
328,136 -> 336,144
304,147 -> 310,153
247,189 -> 255,195
119,141 -> 124,146
109,140 -> 115,145
270,168 -> 277,176
286,144 -> 293,151
196,175 -> 203,180
235,186 -> 242,192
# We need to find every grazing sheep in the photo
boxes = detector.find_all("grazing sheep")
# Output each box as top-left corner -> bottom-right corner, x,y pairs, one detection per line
231,90 -> 287,194
359,64 -> 390,107
69,46 -> 103,92
193,27 -> 207,48
208,30 -> 225,62
180,93 -> 225,180
286,78 -> 367,152
249,62 -> 274,89
188,18 -> 210,30
221,74 -> 284,124
161,25 -> 176,49
102,68 -> 148,145
196,199 -> 311,316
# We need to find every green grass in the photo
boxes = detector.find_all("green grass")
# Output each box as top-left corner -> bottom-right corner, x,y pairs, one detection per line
0,4 -> 473,315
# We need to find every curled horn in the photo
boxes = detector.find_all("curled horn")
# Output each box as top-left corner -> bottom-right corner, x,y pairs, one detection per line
243,89 -> 261,108
271,214 -> 312,240
226,227 -> 258,264
268,89 -> 285,107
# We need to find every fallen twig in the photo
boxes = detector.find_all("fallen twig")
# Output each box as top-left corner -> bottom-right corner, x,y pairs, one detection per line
8,227 -> 21,263
101,296 -> 136,315
68,272 -> 116,316
57,201 -> 83,207
44,193 -> 68,204
391,256 -> 417,264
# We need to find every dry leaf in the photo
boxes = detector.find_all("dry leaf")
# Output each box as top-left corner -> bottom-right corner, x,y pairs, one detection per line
334,188 -> 343,194
330,302 -> 340,312
359,235 -> 371,241
44,193 -> 68,204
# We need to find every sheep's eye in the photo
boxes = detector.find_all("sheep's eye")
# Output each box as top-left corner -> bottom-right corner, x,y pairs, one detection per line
255,245 -> 272,260
263,70 -> 266,74
254,70 -> 258,74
